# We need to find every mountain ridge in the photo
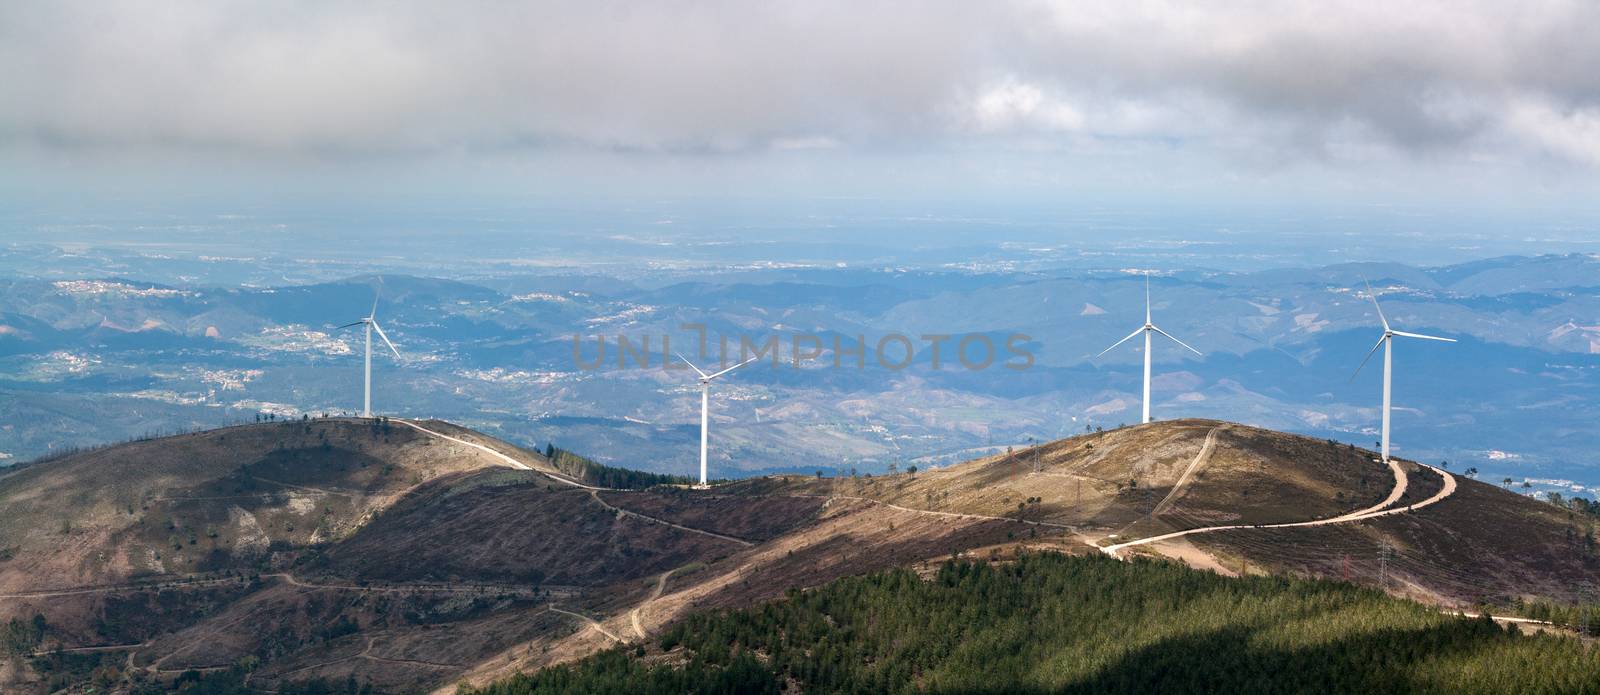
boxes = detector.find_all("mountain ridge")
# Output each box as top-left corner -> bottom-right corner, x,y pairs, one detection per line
1,417 -> 1595,692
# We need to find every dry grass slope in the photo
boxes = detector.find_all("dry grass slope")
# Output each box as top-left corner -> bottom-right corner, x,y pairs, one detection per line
772,419 -> 1389,534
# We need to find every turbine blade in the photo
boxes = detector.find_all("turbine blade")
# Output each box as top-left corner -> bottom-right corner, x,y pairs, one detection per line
706,354 -> 760,380
1392,330 -> 1456,343
1151,326 -> 1202,356
676,352 -> 709,378
335,320 -> 365,330
1363,279 -> 1389,330
371,321 -> 401,359
1351,333 -> 1386,381
369,285 -> 381,320
1095,327 -> 1146,358
1145,272 -> 1152,324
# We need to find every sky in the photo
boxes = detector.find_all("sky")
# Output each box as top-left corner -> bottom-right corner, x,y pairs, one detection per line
3,1 -> 1600,218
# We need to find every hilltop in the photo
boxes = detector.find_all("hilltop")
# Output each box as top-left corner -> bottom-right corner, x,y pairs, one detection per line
772,419 -> 1595,606
0,417 -> 571,594
1,418 -> 1595,693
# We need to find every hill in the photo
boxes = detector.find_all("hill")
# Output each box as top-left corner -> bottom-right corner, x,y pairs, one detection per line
780,419 -> 1393,532
771,419 -> 1595,606
2,418 -> 1597,693
0,417 -> 587,595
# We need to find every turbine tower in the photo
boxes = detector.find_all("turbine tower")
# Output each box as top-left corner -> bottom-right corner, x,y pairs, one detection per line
677,353 -> 758,488
338,290 -> 402,418
1096,273 -> 1202,424
1352,281 -> 1455,462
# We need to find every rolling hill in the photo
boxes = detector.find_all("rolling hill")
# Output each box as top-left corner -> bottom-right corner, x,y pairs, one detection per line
1,417 -> 1595,693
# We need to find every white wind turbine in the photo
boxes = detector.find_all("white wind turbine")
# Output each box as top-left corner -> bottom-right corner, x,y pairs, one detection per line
337,290 -> 402,418
1352,281 -> 1455,462
677,352 -> 758,488
1096,273 -> 1202,424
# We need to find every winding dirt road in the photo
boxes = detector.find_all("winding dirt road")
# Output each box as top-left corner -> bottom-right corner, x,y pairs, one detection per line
26,642 -> 145,657
550,605 -> 623,643
1101,459 -> 1457,557
0,575 -> 250,600
393,419 -> 600,490
2,572 -> 559,602
263,572 -> 560,598
589,490 -> 754,546
401,418 -> 823,548
630,565 -> 690,640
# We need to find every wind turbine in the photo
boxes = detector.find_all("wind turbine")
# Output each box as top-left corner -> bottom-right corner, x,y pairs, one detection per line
337,290 -> 402,418
1352,281 -> 1455,462
1095,273 -> 1202,424
677,352 -> 758,488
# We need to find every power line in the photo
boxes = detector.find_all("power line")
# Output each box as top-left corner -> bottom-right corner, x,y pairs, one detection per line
1377,541 -> 1392,588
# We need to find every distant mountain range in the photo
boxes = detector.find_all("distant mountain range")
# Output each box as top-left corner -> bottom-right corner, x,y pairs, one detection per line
1,251 -> 1597,495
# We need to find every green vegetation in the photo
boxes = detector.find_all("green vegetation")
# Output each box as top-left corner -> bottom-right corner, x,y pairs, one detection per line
29,651 -> 130,693
1,614 -> 46,656
1514,599 -> 1600,635
544,444 -> 693,489
1553,493 -> 1598,515
1534,491 -> 1600,565
467,553 -> 1600,694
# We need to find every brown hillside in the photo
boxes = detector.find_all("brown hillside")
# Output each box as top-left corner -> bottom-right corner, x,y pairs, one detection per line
765,419 -> 1596,608
4,417 -> 1597,694
1192,472 -> 1600,605
0,418 -> 535,596
776,419 -> 1390,533
593,489 -> 827,542
308,471 -> 743,586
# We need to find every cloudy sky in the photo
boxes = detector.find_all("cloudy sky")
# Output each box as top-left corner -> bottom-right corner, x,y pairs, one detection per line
3,1 -> 1599,214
